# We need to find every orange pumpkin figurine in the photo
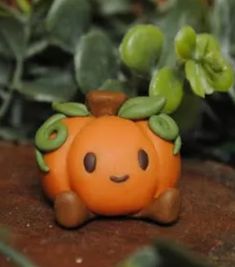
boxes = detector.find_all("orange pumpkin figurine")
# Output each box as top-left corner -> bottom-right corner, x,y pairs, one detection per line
35,90 -> 182,228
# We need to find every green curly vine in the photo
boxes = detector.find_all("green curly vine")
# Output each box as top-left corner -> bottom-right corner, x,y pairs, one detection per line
35,113 -> 68,152
148,114 -> 179,141
35,113 -> 69,172
35,149 -> 49,172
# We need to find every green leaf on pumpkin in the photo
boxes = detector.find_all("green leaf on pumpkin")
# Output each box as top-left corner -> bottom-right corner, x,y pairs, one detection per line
118,96 -> 166,120
52,102 -> 90,117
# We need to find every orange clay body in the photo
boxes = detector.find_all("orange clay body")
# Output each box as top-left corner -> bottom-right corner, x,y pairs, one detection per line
43,117 -> 94,199
42,116 -> 181,216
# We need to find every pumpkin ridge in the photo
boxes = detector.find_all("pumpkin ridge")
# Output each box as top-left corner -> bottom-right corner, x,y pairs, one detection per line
43,116 -> 94,200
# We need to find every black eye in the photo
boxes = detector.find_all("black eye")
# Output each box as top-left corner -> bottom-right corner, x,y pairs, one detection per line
138,149 -> 149,170
84,152 -> 96,173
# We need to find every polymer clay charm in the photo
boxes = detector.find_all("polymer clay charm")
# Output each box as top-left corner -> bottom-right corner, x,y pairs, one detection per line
35,90 -> 181,228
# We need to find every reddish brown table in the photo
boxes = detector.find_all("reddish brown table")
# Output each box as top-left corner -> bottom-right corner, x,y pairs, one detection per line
0,142 -> 234,267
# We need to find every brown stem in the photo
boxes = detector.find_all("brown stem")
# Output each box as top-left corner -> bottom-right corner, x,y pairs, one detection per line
86,90 -> 128,117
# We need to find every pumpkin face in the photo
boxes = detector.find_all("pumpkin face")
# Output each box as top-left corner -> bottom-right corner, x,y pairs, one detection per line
68,116 -> 159,215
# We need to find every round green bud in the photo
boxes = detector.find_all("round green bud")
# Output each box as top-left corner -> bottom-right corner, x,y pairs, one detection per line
175,26 -> 196,61
149,67 -> 183,114
119,24 -> 164,74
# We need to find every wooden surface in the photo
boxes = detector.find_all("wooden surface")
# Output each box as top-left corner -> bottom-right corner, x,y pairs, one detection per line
0,142 -> 235,267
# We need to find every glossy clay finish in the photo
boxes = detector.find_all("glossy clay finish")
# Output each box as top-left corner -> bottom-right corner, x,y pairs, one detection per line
42,114 -> 181,217
68,116 -> 159,215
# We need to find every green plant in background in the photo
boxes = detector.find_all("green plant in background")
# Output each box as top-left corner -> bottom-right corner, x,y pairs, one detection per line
0,227 -> 37,267
119,23 -> 233,113
0,235 -> 213,267
0,241 -> 37,267
117,240 -> 212,267
176,26 -> 233,96
0,0 -> 235,163
119,24 -> 164,74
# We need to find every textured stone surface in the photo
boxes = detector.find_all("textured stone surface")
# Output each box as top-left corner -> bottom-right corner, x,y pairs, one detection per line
0,142 -> 234,267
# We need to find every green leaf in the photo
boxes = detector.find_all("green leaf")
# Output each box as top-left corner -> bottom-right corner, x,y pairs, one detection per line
119,24 -> 164,74
96,0 -> 132,16
117,246 -> 158,267
178,28 -> 234,96
0,127 -> 24,141
203,52 -> 234,92
154,239 -> 212,267
100,79 -> 127,92
0,33 -> 12,59
75,30 -> 119,94
118,96 -> 166,120
149,114 -> 179,141
0,86 -> 13,120
156,0 -> 210,68
149,67 -> 183,114
35,149 -> 49,172
185,60 -> 213,97
0,57 -> 12,86
46,0 -> 91,52
175,26 -> 196,61
100,79 -> 137,97
172,91 -> 203,133
0,16 -> 28,59
26,39 -> 48,58
0,240 -> 37,267
173,136 -> 182,155
52,102 -> 90,117
194,34 -> 220,60
210,0 -> 235,57
207,63 -> 234,92
24,1 -> 52,58
30,0 -> 53,39
18,68 -> 77,102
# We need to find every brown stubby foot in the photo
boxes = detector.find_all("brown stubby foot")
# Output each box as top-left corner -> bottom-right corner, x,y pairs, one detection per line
54,191 -> 94,228
134,188 -> 181,224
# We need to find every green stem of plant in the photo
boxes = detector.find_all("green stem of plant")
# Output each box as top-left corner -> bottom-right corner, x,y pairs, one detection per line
11,59 -> 24,89
0,90 -> 13,119
0,58 -> 23,120
0,241 -> 37,267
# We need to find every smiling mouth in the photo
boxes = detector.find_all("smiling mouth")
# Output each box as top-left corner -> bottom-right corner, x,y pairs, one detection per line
110,175 -> 130,183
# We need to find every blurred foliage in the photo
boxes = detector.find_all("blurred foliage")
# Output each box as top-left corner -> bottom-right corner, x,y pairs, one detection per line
0,0 -> 234,164
117,240 -> 213,267
0,235 -> 214,267
0,226 -> 37,267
